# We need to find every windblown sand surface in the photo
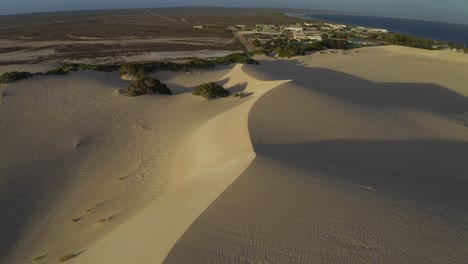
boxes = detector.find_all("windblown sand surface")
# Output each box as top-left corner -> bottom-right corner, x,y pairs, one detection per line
1,46 -> 467,263
165,46 -> 468,263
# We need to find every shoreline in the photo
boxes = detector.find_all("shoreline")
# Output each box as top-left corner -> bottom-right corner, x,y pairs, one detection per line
286,12 -> 468,46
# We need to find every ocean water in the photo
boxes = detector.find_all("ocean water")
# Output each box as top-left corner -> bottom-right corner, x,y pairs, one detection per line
290,13 -> 468,46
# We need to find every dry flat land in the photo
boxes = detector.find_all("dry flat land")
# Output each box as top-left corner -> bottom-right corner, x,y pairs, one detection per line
0,8 -> 302,64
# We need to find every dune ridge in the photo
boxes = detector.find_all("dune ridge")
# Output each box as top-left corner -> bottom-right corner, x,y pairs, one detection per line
1,45 -> 467,263
164,46 -> 468,263
0,63 -> 289,263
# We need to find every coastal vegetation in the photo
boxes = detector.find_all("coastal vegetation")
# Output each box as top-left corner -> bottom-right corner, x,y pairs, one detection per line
214,53 -> 260,65
193,82 -> 229,99
383,33 -> 436,50
126,77 -> 172,97
0,71 -> 34,84
0,53 -> 260,85
233,92 -> 246,98
119,63 -> 146,79
278,45 -> 305,58
322,38 -> 349,49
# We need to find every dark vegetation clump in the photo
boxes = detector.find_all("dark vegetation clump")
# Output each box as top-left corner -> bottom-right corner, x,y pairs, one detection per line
277,41 -> 325,58
1,53 -> 259,86
214,53 -> 260,65
322,39 -> 349,49
126,76 -> 171,97
278,45 -> 304,58
45,65 -> 78,75
383,33 -> 436,50
77,64 -> 119,72
193,82 -> 229,99
248,49 -> 269,56
141,53 -> 258,73
187,58 -> 216,68
300,42 -> 325,52
233,92 -> 246,98
0,71 -> 34,84
119,63 -> 146,78
252,39 -> 261,48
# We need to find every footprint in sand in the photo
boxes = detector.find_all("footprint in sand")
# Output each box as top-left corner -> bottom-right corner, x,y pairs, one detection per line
59,251 -> 83,263
96,214 -> 117,224
28,253 -> 49,263
72,202 -> 105,223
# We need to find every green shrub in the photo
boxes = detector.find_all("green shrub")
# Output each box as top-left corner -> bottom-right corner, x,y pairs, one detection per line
214,53 -> 260,65
126,77 -> 171,97
252,39 -> 261,48
300,42 -> 325,53
119,63 -> 146,79
322,39 -> 349,49
193,82 -> 229,99
0,71 -> 34,84
248,49 -> 268,56
233,92 -> 246,98
278,45 -> 304,58
188,58 -> 215,68
383,33 -> 436,50
46,65 -> 78,75
78,64 -> 119,72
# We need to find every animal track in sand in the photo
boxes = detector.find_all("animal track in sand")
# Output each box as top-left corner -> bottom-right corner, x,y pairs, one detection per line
96,214 -> 117,224
71,202 -> 105,223
59,251 -> 84,262
27,253 -> 49,263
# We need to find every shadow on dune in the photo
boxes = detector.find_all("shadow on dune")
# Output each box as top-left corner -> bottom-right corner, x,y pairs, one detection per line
0,156 -> 70,263
244,59 -> 468,119
244,59 -> 468,209
159,77 -> 249,95
165,60 -> 468,263
255,139 -> 468,211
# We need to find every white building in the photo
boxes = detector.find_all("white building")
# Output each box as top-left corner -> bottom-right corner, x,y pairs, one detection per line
293,31 -> 322,41
285,25 -> 304,32
325,23 -> 347,30
368,28 -> 389,33
307,35 -> 323,41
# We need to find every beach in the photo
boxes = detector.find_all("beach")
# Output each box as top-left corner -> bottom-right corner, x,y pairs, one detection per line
1,45 -> 467,263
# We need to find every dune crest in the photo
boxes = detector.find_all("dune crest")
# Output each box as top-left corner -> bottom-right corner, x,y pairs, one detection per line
164,46 -> 468,263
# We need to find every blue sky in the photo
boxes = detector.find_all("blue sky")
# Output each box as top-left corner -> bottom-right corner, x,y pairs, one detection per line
0,0 -> 467,24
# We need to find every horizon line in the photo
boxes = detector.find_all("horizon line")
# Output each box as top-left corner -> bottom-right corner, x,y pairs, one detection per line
0,5 -> 466,26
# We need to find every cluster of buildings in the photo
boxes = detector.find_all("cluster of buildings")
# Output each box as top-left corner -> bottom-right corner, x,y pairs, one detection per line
238,22 -> 389,46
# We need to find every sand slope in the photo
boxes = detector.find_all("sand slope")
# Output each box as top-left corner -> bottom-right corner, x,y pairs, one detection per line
0,64 -> 288,263
1,46 -> 468,263
165,46 -> 468,263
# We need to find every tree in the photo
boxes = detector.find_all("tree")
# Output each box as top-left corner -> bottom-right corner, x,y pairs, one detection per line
193,82 -> 229,99
321,34 -> 329,41
252,39 -> 261,48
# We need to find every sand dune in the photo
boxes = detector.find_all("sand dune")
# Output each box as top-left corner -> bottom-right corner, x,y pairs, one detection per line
165,46 -> 468,263
1,46 -> 467,263
0,64 -> 288,263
